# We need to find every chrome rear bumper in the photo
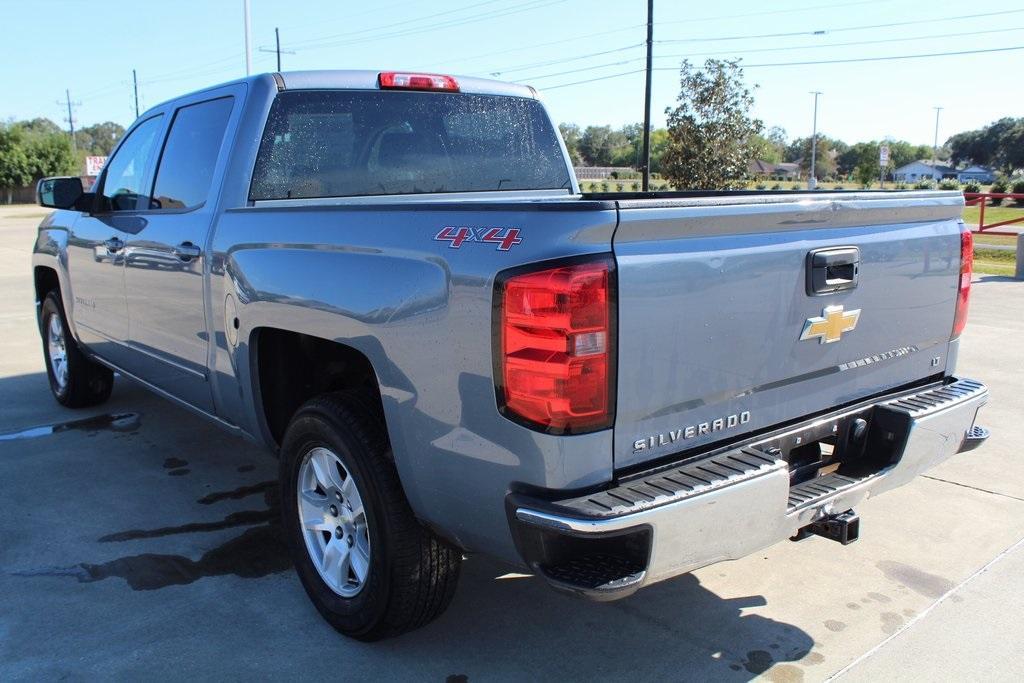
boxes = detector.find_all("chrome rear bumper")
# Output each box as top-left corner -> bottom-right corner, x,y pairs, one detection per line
511,378 -> 989,599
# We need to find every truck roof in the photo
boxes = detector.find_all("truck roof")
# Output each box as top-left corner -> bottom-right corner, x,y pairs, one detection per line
141,70 -> 537,117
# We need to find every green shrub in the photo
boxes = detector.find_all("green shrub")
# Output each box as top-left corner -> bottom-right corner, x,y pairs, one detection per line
913,179 -> 936,190
631,181 -> 640,191
894,181 -> 908,190
990,179 -> 1008,206
963,181 -> 981,193
790,184 -> 801,190
1011,179 -> 1024,206
834,185 -> 844,191
755,183 -> 767,190
770,183 -> 782,190
616,182 -> 624,192
938,179 -> 960,191
599,181 -> 609,193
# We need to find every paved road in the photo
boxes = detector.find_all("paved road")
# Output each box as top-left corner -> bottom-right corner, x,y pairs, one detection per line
2,204 -> 1022,681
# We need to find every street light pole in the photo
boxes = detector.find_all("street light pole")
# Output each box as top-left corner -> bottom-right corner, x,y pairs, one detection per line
275,27 -> 281,72
243,0 -> 253,76
808,91 -> 822,189
932,106 -> 943,165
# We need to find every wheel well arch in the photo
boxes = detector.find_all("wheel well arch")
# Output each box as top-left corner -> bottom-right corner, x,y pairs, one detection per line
251,327 -> 387,448
34,266 -> 60,305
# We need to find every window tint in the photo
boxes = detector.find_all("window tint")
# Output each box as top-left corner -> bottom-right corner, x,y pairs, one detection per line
151,97 -> 234,210
100,115 -> 163,211
250,91 -> 571,200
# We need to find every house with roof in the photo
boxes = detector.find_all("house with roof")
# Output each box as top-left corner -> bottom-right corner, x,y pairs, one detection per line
892,161 -> 957,182
955,165 -> 996,183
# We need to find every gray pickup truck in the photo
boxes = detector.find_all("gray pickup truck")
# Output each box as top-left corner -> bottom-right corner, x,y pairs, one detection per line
33,70 -> 989,640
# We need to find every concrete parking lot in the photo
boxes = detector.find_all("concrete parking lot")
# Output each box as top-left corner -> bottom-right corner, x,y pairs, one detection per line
1,203 -> 1022,681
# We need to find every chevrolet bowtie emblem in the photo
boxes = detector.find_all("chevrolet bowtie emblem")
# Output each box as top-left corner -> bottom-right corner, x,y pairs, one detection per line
800,305 -> 861,344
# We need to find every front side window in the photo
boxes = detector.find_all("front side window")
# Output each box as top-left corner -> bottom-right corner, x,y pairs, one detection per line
250,90 -> 571,200
151,97 -> 234,210
100,115 -> 163,211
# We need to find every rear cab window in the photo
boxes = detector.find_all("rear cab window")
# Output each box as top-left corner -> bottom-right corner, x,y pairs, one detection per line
249,90 -> 571,200
150,96 -> 234,210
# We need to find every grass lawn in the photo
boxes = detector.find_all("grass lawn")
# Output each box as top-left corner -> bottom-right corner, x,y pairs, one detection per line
962,203 -> 1024,227
974,246 -> 1017,276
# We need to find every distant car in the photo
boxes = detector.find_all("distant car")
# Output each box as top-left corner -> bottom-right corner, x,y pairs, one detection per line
33,70 -> 989,640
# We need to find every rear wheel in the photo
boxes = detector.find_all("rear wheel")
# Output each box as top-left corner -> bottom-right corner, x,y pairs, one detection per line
280,393 -> 461,640
40,291 -> 114,408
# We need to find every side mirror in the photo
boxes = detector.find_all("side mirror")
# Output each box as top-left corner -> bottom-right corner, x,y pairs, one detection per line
37,176 -> 88,210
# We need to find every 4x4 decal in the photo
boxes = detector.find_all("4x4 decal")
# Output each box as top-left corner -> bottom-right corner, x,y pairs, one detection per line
435,226 -> 522,251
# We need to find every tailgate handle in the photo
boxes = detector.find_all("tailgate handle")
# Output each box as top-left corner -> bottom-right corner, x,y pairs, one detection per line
807,247 -> 859,295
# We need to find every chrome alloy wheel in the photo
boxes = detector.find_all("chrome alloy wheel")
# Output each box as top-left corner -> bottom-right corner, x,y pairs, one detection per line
297,446 -> 371,597
47,313 -> 69,391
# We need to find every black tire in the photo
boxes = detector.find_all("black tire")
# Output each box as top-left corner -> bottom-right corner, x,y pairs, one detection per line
280,393 -> 461,640
40,290 -> 114,408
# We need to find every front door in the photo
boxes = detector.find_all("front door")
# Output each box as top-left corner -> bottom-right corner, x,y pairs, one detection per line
122,95 -> 235,413
66,115 -> 164,366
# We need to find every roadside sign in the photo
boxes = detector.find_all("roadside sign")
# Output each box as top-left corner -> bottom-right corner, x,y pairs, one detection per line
85,156 -> 108,177
879,145 -> 890,166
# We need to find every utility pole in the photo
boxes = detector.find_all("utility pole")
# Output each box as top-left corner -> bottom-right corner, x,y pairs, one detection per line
275,27 -> 281,72
132,69 -> 140,118
932,106 -> 943,165
259,27 -> 295,70
640,0 -> 654,192
243,0 -> 253,76
60,89 -> 80,154
808,91 -> 822,190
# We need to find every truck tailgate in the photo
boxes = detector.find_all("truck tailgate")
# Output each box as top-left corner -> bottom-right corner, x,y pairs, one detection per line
611,191 -> 964,470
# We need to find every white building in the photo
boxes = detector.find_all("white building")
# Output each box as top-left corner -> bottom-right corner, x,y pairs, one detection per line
892,161 -> 956,182
892,160 -> 996,184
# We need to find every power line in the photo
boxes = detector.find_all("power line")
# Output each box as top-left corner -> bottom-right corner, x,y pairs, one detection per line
294,0 -> 567,53
703,44 -> 1024,69
656,25 -> 1024,60
488,43 -> 643,77
287,0 -> 519,49
516,25 -> 1024,82
540,44 -> 1024,90
658,0 -> 894,26
655,8 -> 1024,44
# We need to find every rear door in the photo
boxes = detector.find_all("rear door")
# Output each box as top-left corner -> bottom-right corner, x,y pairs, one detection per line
611,193 -> 964,470
66,115 -> 164,366
121,92 -> 237,412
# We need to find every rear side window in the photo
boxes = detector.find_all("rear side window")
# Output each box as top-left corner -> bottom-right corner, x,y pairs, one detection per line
250,90 -> 571,200
151,97 -> 234,210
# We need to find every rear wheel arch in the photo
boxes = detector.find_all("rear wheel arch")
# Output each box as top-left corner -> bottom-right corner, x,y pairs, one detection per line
251,327 -> 389,450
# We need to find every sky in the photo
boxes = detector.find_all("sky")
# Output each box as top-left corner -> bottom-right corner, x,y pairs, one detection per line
2,0 -> 1023,147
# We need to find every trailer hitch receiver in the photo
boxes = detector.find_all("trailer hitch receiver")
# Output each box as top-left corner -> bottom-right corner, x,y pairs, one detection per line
792,509 -> 860,545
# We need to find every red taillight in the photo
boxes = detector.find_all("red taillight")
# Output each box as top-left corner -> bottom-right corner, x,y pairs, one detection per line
952,228 -> 973,339
378,72 -> 459,92
496,258 -> 615,434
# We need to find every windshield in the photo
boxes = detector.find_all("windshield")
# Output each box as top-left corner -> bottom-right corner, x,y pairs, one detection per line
249,90 -> 571,200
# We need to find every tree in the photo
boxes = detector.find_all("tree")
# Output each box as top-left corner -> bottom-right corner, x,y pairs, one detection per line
558,123 -> 583,166
0,125 -> 31,204
661,59 -> 763,190
75,121 -> 125,156
787,136 -> 837,179
579,125 -> 629,166
947,117 -> 1024,173
22,129 -> 76,179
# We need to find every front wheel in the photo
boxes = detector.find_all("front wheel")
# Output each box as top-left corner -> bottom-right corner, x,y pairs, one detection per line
40,291 -> 114,408
280,393 -> 461,640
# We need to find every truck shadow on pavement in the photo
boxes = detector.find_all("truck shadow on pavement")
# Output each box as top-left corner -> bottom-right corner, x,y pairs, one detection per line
1,374 -> 816,680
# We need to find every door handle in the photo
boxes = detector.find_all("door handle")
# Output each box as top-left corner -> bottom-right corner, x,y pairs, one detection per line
807,247 -> 860,295
104,237 -> 124,253
172,242 -> 202,261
